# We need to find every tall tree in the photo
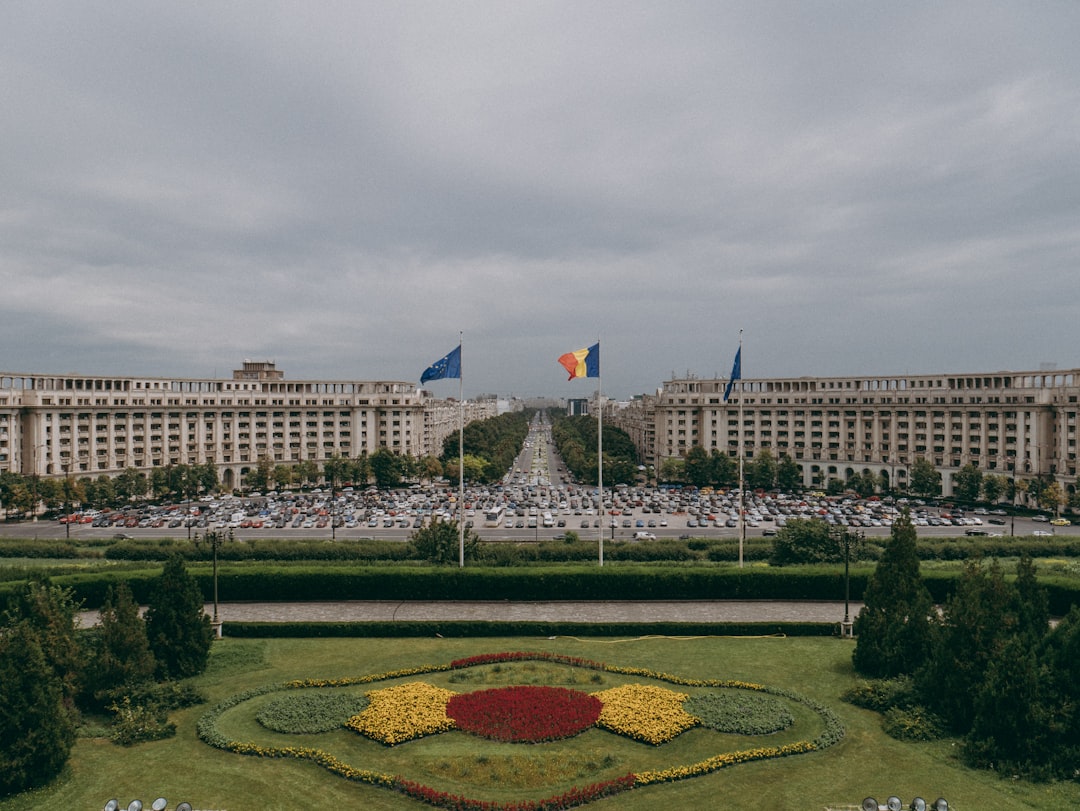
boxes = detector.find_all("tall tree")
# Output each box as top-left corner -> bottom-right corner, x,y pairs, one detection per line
0,622 -> 75,796
917,557 -> 1016,732
144,556 -> 213,679
952,463 -> 983,503
776,453 -> 802,492
683,446 -> 711,488
909,457 -> 941,498
744,447 -> 777,490
3,578 -> 84,708
85,583 -> 156,705
851,510 -> 935,678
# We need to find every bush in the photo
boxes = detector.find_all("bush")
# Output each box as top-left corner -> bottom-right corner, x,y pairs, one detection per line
108,695 -> 176,746
881,706 -> 945,742
841,676 -> 917,712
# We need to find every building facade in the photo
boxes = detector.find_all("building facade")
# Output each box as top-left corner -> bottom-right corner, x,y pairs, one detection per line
607,367 -> 1080,498
1,362 -> 497,490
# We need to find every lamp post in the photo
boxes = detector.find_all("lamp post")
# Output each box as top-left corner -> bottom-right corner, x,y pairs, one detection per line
193,529 -> 229,637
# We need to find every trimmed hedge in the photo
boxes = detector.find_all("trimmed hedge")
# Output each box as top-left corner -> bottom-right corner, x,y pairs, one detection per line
6,563 -> 1077,617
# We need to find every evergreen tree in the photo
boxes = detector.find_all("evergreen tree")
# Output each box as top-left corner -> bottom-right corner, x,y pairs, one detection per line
1035,606 -> 1080,777
851,510 -> 935,678
3,577 -> 84,708
86,582 -> 157,705
917,557 -> 1015,732
0,622 -> 75,796
144,556 -> 213,679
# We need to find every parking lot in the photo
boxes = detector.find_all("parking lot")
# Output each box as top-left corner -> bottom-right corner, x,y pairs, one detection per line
3,421 -> 1076,543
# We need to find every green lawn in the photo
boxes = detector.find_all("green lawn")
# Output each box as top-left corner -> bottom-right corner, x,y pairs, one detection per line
4,634 -> 1077,811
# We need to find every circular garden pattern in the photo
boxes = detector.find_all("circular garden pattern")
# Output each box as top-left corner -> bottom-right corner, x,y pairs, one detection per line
199,651 -> 845,810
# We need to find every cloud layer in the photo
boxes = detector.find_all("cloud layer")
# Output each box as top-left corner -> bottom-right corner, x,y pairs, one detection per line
2,2 -> 1078,396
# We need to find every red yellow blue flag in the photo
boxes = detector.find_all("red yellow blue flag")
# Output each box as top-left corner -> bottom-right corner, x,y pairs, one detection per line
558,342 -> 600,380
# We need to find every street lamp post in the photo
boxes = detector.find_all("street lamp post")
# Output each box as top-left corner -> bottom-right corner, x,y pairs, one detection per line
193,529 -> 229,637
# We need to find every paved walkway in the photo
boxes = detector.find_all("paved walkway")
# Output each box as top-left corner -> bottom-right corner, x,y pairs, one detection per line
80,600 -> 863,628
201,600 -> 862,624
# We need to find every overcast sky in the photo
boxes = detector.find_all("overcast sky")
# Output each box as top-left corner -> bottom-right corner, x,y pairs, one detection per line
2,2 -> 1079,399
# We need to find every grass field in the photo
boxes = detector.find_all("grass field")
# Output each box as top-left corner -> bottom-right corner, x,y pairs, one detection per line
4,633 -> 1078,811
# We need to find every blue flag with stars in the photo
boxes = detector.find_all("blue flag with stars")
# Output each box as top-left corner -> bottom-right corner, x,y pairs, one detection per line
420,344 -> 462,383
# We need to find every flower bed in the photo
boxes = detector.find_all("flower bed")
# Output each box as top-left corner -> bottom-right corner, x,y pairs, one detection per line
199,650 -> 845,810
593,683 -> 697,744
447,686 -> 602,743
345,682 -> 457,745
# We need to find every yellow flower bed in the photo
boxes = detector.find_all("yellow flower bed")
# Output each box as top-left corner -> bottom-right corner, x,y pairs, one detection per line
592,684 -> 697,745
634,741 -> 817,784
345,682 -> 457,745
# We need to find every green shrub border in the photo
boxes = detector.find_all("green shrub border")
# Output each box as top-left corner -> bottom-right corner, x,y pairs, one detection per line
11,565 -> 1078,616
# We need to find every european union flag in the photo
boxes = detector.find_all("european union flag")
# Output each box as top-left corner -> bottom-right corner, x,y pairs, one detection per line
420,345 -> 462,383
723,346 -> 741,402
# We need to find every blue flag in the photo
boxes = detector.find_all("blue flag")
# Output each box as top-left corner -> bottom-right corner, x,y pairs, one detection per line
420,344 -> 462,383
723,346 -> 741,402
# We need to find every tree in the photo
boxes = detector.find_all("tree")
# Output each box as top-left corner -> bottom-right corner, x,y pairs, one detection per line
114,467 -> 148,501
770,518 -> 864,566
909,458 -> 941,499
1037,480 -> 1064,514
852,510 -> 935,678
3,578 -> 84,707
244,456 -> 274,492
659,457 -> 685,484
144,556 -> 213,679
776,453 -> 802,492
744,447 -> 777,490
917,557 -> 1016,732
980,473 -> 1005,504
849,470 -> 877,499
684,446 -> 712,488
85,583 -> 156,706
952,463 -> 982,504
419,455 -> 443,482
408,520 -> 480,565
370,448 -> 402,488
0,622 -> 75,796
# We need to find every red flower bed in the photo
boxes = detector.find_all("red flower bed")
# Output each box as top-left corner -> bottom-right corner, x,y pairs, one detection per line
446,686 -> 602,743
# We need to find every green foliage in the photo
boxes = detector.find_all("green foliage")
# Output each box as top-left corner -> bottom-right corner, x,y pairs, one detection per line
408,520 -> 481,565
144,556 -> 214,679
684,690 -> 794,735
0,622 -> 76,796
770,518 -> 864,566
441,410 -> 533,484
852,511 -> 935,678
84,582 -> 156,706
256,691 -> 369,734
551,415 -> 638,485
909,457 -> 941,498
107,695 -> 176,746
952,463 -> 983,504
3,577 -> 85,705
841,676 -> 917,712
881,706 -> 945,742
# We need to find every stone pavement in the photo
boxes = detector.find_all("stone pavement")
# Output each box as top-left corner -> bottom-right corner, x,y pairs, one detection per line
201,600 -> 863,625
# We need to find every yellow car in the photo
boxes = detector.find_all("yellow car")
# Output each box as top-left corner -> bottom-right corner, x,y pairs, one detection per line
1050,517 -> 1071,526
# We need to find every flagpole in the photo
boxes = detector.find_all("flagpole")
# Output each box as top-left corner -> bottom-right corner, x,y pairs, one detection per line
458,332 -> 465,568
737,330 -> 745,569
597,337 -> 603,567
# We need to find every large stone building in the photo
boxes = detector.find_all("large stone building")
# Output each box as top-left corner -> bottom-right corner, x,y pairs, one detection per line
0,362 -> 497,490
607,367 -> 1080,499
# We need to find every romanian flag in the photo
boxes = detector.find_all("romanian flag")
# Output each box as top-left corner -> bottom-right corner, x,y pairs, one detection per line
558,342 -> 600,380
